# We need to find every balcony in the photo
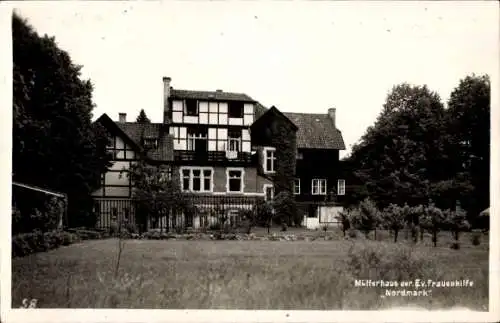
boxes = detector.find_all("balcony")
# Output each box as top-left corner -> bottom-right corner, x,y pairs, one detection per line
174,150 -> 253,164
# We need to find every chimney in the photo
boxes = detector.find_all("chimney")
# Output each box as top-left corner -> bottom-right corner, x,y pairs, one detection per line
162,76 -> 172,124
328,108 -> 336,128
118,113 -> 126,123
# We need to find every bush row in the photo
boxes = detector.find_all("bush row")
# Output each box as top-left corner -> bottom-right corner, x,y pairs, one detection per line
337,198 -> 477,247
12,227 -> 111,258
12,230 -> 81,258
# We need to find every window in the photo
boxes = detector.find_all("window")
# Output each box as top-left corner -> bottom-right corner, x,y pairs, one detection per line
294,179 -> 301,195
187,128 -> 208,152
264,184 -> 274,201
337,179 -> 345,196
185,99 -> 198,116
228,101 -> 244,118
159,168 -> 172,182
181,168 -> 213,192
311,179 -> 327,195
143,138 -> 157,150
228,129 -> 241,152
263,147 -> 276,173
227,168 -> 244,193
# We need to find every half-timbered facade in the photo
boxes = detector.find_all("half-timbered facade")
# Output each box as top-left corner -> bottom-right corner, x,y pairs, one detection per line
92,76 -> 346,231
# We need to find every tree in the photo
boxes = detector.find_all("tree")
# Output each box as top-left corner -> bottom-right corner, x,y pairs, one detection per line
421,204 -> 448,247
336,209 -> 351,237
125,161 -> 192,233
445,208 -> 470,242
12,13 -> 111,227
351,198 -> 382,239
382,204 -> 405,242
345,84 -> 448,208
445,74 -> 490,222
136,109 -> 151,123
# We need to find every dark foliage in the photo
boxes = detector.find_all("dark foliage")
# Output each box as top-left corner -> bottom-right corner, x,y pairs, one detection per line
12,14 -> 111,228
12,230 -> 80,258
343,76 -> 490,228
136,109 -> 151,123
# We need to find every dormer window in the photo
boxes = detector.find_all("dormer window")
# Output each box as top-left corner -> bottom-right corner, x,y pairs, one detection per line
228,101 -> 244,118
185,99 -> 198,116
143,138 -> 158,149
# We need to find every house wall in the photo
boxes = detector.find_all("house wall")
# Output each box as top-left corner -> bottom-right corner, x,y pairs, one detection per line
175,165 -> 271,195
295,149 -> 341,202
170,100 -> 254,126
301,205 -> 343,230
91,135 -> 136,198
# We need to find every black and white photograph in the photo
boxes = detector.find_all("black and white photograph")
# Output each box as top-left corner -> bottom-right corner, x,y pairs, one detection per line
1,1 -> 498,322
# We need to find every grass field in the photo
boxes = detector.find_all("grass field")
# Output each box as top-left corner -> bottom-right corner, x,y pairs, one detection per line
11,230 -> 489,310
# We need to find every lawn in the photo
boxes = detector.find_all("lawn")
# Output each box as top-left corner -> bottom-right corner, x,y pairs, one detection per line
11,230 -> 489,310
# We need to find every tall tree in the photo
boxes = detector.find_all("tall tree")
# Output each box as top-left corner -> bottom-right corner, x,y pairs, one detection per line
136,109 -> 151,123
12,13 -> 111,227
345,84 -> 448,208
445,74 -> 490,220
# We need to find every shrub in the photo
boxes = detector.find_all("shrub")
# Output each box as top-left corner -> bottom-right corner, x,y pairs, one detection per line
124,222 -> 138,234
208,223 -> 221,231
273,191 -> 297,226
12,230 -> 80,258
254,199 -> 274,227
336,209 -> 351,237
471,233 -> 481,246
347,228 -> 362,239
346,241 -> 440,282
109,221 -> 119,236
68,228 -> 103,240
350,198 -> 382,239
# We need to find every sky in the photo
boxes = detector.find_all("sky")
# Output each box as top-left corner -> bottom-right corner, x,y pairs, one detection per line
11,1 -> 500,159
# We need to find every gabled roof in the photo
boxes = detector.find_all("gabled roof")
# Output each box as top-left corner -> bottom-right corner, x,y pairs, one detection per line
283,112 -> 345,150
171,89 -> 255,103
250,105 -> 298,132
254,102 -> 268,119
95,114 -> 174,162
116,122 -> 174,162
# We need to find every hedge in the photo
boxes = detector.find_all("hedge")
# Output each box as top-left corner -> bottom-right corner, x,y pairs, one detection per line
12,230 -> 81,258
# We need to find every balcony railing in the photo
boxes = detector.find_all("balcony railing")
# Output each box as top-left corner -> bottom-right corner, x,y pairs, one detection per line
174,150 -> 253,163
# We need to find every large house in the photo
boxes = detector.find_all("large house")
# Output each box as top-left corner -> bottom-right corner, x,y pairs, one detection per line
92,77 -> 346,231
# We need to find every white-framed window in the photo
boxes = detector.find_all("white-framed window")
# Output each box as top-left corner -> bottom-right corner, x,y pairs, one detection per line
311,179 -> 327,195
226,168 -> 245,193
263,147 -> 276,173
294,178 -> 301,195
337,179 -> 346,196
263,184 -> 274,201
180,167 -> 213,192
228,129 -> 241,152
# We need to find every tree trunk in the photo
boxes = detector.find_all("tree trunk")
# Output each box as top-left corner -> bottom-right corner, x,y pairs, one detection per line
394,230 -> 398,243
374,228 -> 377,240
420,227 -> 424,241
432,230 -> 437,247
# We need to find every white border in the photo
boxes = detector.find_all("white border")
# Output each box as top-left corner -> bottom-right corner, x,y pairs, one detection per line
179,166 -> 214,193
262,146 -> 276,174
225,167 -> 245,193
263,183 -> 274,201
1,1 -> 499,323
311,178 -> 327,195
